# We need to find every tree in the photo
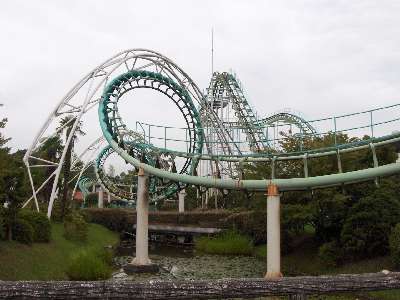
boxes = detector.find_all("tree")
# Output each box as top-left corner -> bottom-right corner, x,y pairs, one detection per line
57,116 -> 85,220
33,135 -> 64,203
341,186 -> 400,259
0,119 -> 28,240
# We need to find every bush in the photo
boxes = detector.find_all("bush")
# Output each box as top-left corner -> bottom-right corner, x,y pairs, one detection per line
66,248 -> 112,280
64,212 -> 88,242
195,230 -> 253,255
341,192 -> 400,259
318,241 -> 344,268
82,208 -> 135,232
19,210 -> 51,242
12,218 -> 34,244
389,224 -> 400,269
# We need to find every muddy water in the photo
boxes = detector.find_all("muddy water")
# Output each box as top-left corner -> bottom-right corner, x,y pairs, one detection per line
113,244 -> 266,281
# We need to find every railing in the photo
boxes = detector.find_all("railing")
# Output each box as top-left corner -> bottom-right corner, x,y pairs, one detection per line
0,272 -> 399,299
133,102 -> 400,155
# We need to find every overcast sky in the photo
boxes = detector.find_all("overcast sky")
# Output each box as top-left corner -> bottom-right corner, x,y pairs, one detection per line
1,0 -> 400,151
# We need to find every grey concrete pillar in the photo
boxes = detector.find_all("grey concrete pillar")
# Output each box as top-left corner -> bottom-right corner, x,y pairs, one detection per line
98,187 -> 104,208
132,167 -> 151,265
178,189 -> 186,213
265,184 -> 282,279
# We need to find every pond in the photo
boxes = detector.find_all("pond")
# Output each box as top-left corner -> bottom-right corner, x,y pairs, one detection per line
112,243 -> 266,281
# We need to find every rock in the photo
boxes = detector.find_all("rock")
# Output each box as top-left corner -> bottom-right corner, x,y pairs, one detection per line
170,266 -> 179,276
112,269 -> 129,280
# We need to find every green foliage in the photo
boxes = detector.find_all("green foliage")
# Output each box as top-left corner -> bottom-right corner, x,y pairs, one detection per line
282,204 -> 312,234
310,190 -> 350,243
341,189 -> 400,259
66,247 -> 112,280
224,211 -> 267,244
253,244 -> 267,259
0,223 -> 118,280
389,224 -> 400,269
0,149 -> 29,240
57,115 -> 86,220
18,210 -> 51,242
318,241 -> 344,268
82,208 -> 134,232
64,212 -> 88,242
0,207 -> 5,240
12,218 -> 34,244
85,193 -> 98,208
195,230 -> 253,255
34,136 -> 63,203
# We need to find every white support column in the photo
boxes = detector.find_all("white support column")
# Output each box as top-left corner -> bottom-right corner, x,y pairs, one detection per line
132,167 -> 151,265
214,188 -> 218,209
178,189 -> 186,213
107,193 -> 111,204
98,187 -> 104,208
265,184 -> 282,279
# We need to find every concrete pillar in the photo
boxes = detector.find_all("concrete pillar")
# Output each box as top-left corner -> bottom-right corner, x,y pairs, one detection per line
107,193 -> 111,203
214,188 -> 218,209
132,167 -> 151,265
178,189 -> 186,213
98,188 -> 104,208
265,183 -> 282,279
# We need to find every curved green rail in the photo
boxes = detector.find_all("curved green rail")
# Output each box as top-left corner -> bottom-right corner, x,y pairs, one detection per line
98,70 -> 400,193
99,70 -> 204,198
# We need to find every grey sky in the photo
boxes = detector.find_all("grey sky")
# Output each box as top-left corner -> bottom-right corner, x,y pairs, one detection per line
1,0 -> 400,151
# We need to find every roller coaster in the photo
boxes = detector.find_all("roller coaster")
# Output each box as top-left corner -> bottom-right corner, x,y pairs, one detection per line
22,49 -> 400,216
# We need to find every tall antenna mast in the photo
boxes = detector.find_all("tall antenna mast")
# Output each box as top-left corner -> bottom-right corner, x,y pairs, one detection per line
211,27 -> 214,75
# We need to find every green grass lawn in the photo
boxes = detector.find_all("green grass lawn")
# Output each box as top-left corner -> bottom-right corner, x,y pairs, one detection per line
0,223 -> 119,280
195,230 -> 254,255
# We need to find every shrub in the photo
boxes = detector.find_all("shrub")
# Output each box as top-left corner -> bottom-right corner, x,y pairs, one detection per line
19,210 -> 51,242
195,230 -> 253,255
318,241 -> 343,268
67,248 -> 112,280
12,218 -> 34,244
64,212 -> 88,242
82,208 -> 134,232
389,224 -> 400,269
222,210 -> 296,254
341,192 -> 400,259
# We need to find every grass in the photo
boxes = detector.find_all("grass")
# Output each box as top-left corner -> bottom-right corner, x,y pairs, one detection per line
0,223 -> 119,280
254,237 -> 400,300
67,247 -> 113,280
195,230 -> 254,255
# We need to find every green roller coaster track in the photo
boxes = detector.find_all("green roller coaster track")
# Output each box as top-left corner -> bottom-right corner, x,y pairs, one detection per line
99,69 -> 400,193
22,48 -> 400,216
